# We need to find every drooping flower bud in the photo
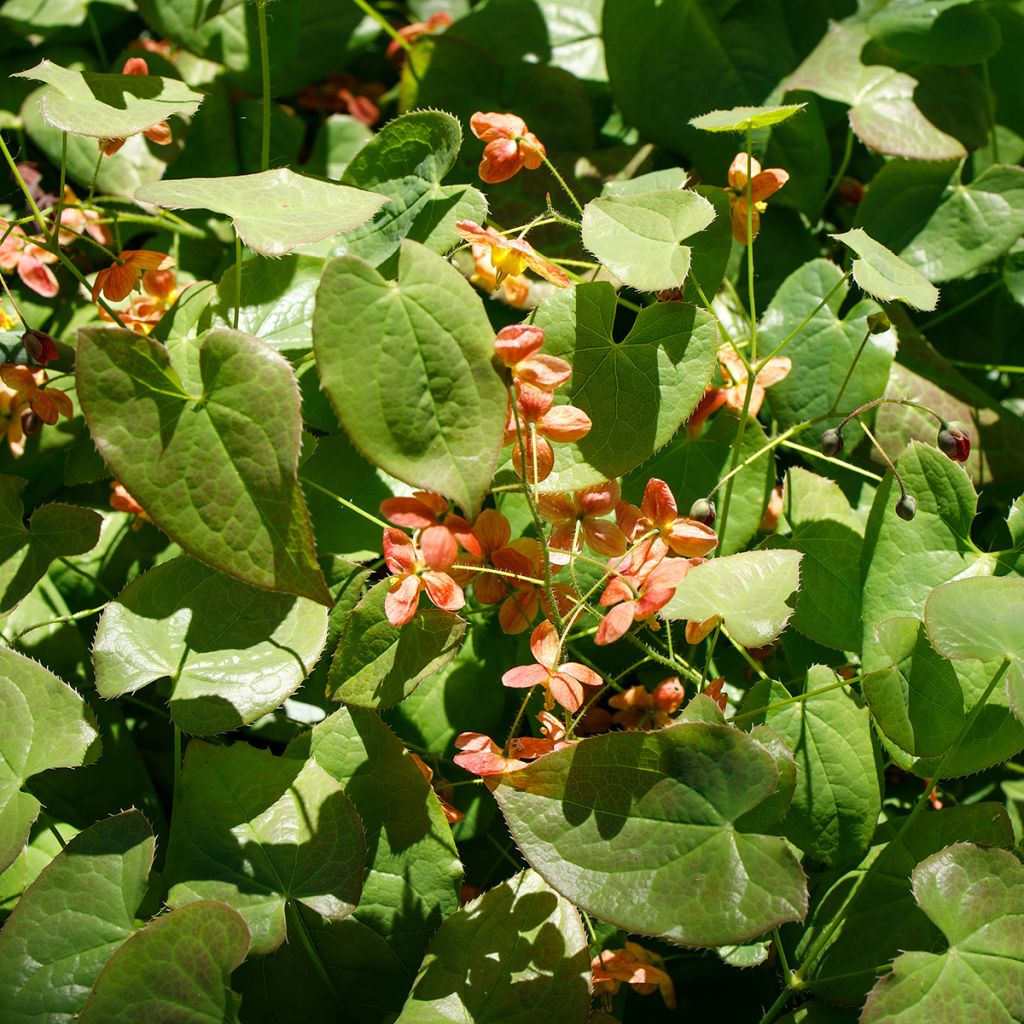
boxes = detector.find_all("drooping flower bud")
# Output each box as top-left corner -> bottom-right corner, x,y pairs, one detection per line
895,494 -> 917,521
821,428 -> 844,457
689,497 -> 716,526
21,329 -> 59,365
866,311 -> 890,335
836,176 -> 865,204
937,422 -> 970,463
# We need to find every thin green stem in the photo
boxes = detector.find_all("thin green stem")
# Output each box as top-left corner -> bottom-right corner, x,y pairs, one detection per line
949,358 -> 1024,374
233,232 -> 243,329
822,127 -> 854,208
299,476 -> 391,530
758,271 -> 852,367
731,675 -> 854,725
745,126 -> 757,362
540,153 -> 584,217
780,439 -> 883,482
982,59 -> 1000,164
759,983 -> 797,1024
50,132 -> 68,247
173,724 -> 182,807
87,9 -> 108,64
350,0 -> 412,53
287,901 -> 342,1004
828,326 -> 873,416
57,557 -> 115,598
0,269 -> 29,328
453,563 -> 545,587
40,812 -> 67,850
86,148 -> 103,203
714,383 -> 755,553
256,1 -> 272,172
6,603 -> 108,646
709,421 -> 811,498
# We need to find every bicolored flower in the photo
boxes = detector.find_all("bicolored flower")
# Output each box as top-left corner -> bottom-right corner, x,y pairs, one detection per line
92,249 -> 174,304
0,364 -> 72,425
609,676 -> 686,730
687,349 -> 792,436
379,490 -> 481,559
502,619 -> 602,712
596,555 -> 698,646
382,526 -> 465,627
110,481 -> 152,530
99,58 -> 173,156
470,244 -> 531,307
466,508 -> 513,605
505,384 -> 591,484
0,221 -> 59,299
726,152 -> 788,244
494,324 -> 571,391
538,480 -> 627,560
99,267 -> 180,334
592,942 -> 676,1008
456,221 -> 570,289
616,478 -> 719,567
470,112 -> 546,184
452,733 -> 529,776
21,330 -> 59,366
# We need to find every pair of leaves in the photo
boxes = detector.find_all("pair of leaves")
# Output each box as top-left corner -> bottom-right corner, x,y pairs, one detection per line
0,810 -> 248,1023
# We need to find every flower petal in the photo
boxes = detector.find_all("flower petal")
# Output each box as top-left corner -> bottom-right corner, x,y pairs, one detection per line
480,138 -> 524,184
750,168 -> 789,203
470,111 -> 526,142
539,405 -> 592,442
502,663 -> 551,689
583,519 -> 628,557
562,662 -> 603,688
16,256 -> 58,299
494,323 -> 544,366
549,672 -> 584,712
516,353 -> 572,389
665,519 -> 718,558
384,574 -> 422,627
529,619 -> 560,669
422,570 -> 465,612
420,524 -> 458,570
380,496 -> 441,529
499,590 -> 538,634
472,508 -> 512,554
641,478 -> 678,526
595,600 -> 636,646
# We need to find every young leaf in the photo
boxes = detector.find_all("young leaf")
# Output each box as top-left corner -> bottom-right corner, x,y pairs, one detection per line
313,241 -> 506,516
78,901 -> 250,1024
93,556 -> 328,735
531,281 -> 719,490
14,59 -> 204,138
338,109 -> 488,265
862,845 -> 1024,1023
135,169 -> 385,257
581,188 -> 716,292
0,646 -> 98,874
395,870 -> 591,1024
689,103 -> 806,132
493,723 -> 807,947
0,810 -> 154,1024
662,549 -> 803,648
76,326 -> 330,604
830,228 -> 939,311
328,578 -> 466,709
165,741 -> 366,955
0,474 -> 101,615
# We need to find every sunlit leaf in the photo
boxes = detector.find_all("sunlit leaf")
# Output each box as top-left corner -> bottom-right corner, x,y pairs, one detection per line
689,103 -> 806,132
831,229 -> 939,311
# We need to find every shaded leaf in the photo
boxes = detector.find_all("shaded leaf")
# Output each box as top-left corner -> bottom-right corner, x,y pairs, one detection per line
867,0 -> 1002,65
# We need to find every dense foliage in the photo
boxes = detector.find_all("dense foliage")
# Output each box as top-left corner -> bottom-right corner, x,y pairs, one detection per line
1,1 -> 1024,1021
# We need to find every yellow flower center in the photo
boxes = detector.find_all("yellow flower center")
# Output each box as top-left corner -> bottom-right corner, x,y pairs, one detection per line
492,246 -> 528,278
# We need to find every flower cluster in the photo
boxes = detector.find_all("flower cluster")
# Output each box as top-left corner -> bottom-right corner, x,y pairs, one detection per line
470,112 -> 546,185
592,942 -> 676,1008
0,364 -> 72,456
453,711 -> 573,776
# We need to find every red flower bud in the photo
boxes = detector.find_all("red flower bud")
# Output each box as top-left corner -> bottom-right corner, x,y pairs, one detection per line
21,329 -> 59,365
937,423 -> 970,463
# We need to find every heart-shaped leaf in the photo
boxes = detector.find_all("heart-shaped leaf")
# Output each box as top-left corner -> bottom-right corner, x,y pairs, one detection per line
313,241 -> 505,516
0,810 -> 154,1024
135,169 -> 385,257
581,189 -> 716,291
76,326 -> 329,604
165,740 -> 365,955
831,228 -> 939,311
0,474 -> 101,615
690,103 -> 806,132
14,59 -> 204,138
337,109 -> 488,265
395,870 -> 590,1024
662,549 -> 803,648
867,0 -> 1002,65
0,646 -> 98,874
531,281 -> 719,490
862,845 -> 1024,1023
925,576 -> 1024,664
328,579 -> 466,709
93,556 -> 328,735
78,901 -> 250,1024
493,722 -> 807,946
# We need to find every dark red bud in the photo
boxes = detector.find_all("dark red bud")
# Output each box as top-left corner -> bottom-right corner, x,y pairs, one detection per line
821,428 -> 844,457
689,497 -> 716,526
836,177 -> 864,204
21,329 -> 59,365
937,423 -> 970,463
20,409 -> 42,436
895,494 -> 917,521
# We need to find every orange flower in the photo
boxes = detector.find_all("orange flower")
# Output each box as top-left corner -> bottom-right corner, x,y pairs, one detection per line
687,349 -> 792,436
99,59 -> 173,156
592,942 -> 676,1008
110,481 -> 153,529
454,711 -> 574,776
0,377 -> 26,457
382,526 -> 465,627
92,250 -> 173,304
502,620 -> 602,713
470,244 -> 531,307
456,221 -> 569,288
493,324 -> 571,392
609,677 -> 686,730
99,267 -> 180,334
0,364 -> 72,425
538,480 -> 627,560
470,112 -> 546,184
726,153 -> 788,244
615,478 -> 719,568
491,536 -> 575,634
504,384 -> 591,484
596,555 -> 699,646
295,72 -> 384,124
0,220 -> 59,298
386,11 -> 453,63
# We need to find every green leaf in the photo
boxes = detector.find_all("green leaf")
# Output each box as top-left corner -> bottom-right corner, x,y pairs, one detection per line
794,805 -> 1014,1005
92,556 -> 328,735
689,103 -> 806,132
856,162 -> 1024,284
307,708 -> 461,970
0,810 -> 154,1024
786,20 -> 966,162
771,469 -> 865,652
165,741 -> 365,955
861,845 -> 1024,1023
135,169 -> 385,257
761,259 -> 894,446
662,549 -> 803,648
757,666 -> 881,865
493,723 -> 807,946
329,579 -> 466,709
581,189 -> 716,292
626,413 -> 774,557
0,646 -> 98,874
830,229 -> 939,311
313,241 -> 506,516
396,870 -> 590,1024
13,59 -> 203,139
531,281 -> 719,490
78,900 -> 250,1024
867,1 -> 1002,65
338,110 -> 488,266
0,475 -> 101,615
76,326 -> 329,604
925,576 -> 1024,664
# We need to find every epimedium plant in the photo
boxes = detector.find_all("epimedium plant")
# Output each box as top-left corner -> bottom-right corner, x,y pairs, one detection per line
1,1 -> 1024,1022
